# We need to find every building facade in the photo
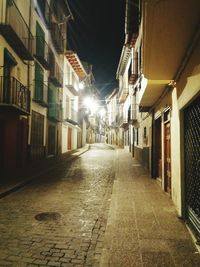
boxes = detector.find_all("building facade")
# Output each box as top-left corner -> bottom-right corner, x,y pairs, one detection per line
118,0 -> 200,240
0,0 -> 33,175
0,0 -> 93,177
105,89 -> 119,146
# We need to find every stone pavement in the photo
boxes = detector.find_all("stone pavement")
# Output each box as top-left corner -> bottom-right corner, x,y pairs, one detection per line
0,145 -> 90,199
100,148 -> 200,267
0,143 -> 115,267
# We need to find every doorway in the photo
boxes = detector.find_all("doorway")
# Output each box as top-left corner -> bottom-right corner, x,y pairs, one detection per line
164,122 -> 171,194
154,117 -> 162,179
68,127 -> 72,150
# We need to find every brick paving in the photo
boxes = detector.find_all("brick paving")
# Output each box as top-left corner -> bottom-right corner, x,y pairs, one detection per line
0,144 -> 115,267
1,144 -> 200,266
100,148 -> 200,267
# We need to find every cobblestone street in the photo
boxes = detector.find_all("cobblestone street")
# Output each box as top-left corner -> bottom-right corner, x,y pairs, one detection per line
0,144 -> 115,267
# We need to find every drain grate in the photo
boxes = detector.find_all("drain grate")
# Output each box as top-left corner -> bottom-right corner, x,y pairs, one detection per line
35,212 -> 61,221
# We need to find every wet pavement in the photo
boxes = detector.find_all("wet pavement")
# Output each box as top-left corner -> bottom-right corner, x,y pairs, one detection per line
0,144 -> 115,267
0,144 -> 200,267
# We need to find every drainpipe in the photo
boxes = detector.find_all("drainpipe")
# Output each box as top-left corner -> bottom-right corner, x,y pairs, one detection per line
27,0 -> 32,160
151,108 -> 155,178
28,0 -> 32,100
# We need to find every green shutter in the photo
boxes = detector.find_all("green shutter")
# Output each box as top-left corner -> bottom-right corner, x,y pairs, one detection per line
4,48 -> 17,66
7,0 -> 13,7
35,62 -> 44,101
48,82 -> 57,118
36,22 -> 45,57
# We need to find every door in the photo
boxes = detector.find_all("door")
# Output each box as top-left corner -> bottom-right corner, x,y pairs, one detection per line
17,118 -> 28,167
164,122 -> 171,194
48,125 -> 56,155
68,127 -> 72,150
132,128 -> 135,157
154,117 -> 162,178
184,95 -> 200,239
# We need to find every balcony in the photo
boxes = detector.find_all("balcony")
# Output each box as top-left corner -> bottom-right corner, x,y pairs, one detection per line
65,85 -> 79,96
36,0 -> 50,28
0,0 -> 33,60
48,103 -> 63,122
33,80 -> 48,107
50,22 -> 64,54
34,37 -> 50,69
139,0 -> 200,109
118,87 -> 129,104
130,104 -> 137,124
129,73 -> 138,85
118,115 -> 128,129
65,109 -> 79,125
49,61 -> 63,87
0,76 -> 30,114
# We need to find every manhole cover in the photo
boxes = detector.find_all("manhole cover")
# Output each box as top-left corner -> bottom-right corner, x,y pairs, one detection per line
35,212 -> 61,221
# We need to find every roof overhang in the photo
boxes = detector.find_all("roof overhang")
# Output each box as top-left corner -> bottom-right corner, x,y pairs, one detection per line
65,85 -> 79,96
116,46 -> 131,78
143,0 -> 200,81
65,51 -> 87,79
140,0 -> 200,108
138,77 -> 173,108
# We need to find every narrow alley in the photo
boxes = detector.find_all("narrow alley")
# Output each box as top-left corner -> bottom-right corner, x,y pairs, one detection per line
0,144 -> 200,267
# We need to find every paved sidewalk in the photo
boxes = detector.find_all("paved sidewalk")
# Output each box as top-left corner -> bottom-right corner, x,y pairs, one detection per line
100,148 -> 200,267
0,145 -> 89,199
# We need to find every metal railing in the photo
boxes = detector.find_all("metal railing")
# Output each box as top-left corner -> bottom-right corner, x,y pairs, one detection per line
118,115 -> 128,126
49,61 -> 63,87
36,0 -> 50,27
0,76 -> 30,113
34,36 -> 50,69
71,109 -> 78,123
50,22 -> 64,53
0,0 -> 34,58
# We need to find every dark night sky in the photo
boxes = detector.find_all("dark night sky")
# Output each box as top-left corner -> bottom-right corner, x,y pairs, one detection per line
67,0 -> 125,97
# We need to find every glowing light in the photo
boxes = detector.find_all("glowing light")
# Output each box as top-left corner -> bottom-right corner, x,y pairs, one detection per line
100,108 -> 106,117
84,97 -> 98,114
79,82 -> 84,90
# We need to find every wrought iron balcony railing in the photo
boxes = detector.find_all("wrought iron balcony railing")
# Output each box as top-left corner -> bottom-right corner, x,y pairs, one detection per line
36,0 -> 50,28
49,61 -> 63,87
50,22 -> 64,54
118,115 -> 128,128
0,76 -> 30,114
34,36 -> 50,69
64,109 -> 79,125
33,80 -> 48,107
118,86 -> 129,104
0,0 -> 34,60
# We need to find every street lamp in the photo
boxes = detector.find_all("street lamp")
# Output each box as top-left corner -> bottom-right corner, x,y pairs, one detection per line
83,97 -> 98,114
79,82 -> 84,90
